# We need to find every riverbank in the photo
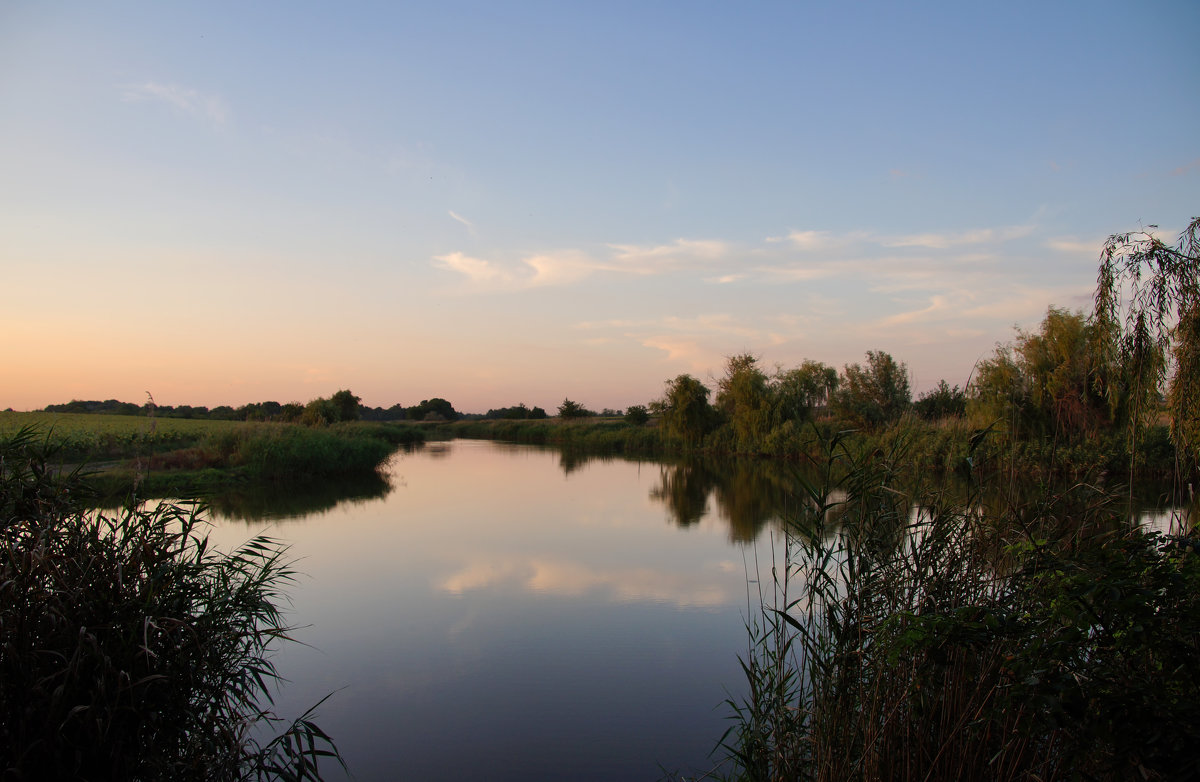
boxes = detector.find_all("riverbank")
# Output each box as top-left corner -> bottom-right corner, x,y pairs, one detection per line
444,414 -> 1188,492
702,432 -> 1200,781
0,411 -> 424,499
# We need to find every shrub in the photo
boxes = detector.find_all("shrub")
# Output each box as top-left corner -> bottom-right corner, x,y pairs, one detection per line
624,405 -> 650,426
0,427 -> 343,780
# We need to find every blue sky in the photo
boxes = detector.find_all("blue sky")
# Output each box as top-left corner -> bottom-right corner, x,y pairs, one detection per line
2,1 -> 1197,412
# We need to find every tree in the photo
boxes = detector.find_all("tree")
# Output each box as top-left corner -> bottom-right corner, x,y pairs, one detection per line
488,403 -> 531,419
1019,308 -> 1114,436
968,308 -> 1126,440
914,380 -> 966,420
407,398 -> 459,422
557,398 -> 593,419
624,404 -> 650,426
833,350 -> 911,429
969,344 -> 1029,433
715,353 -> 772,449
1095,217 -> 1200,468
656,374 -> 716,448
330,389 -> 361,422
300,397 -> 338,426
279,402 -> 304,422
772,360 -> 839,424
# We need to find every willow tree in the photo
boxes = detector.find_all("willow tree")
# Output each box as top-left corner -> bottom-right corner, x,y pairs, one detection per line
1093,217 -> 1200,474
657,374 -> 716,449
833,350 -> 912,430
772,360 -> 839,424
715,353 -> 773,450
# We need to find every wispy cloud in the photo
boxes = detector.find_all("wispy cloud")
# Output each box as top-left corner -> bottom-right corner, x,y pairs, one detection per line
881,224 -> 1033,249
1170,158 -> 1200,176
120,82 -> 229,126
579,313 -> 811,373
524,251 -> 600,287
767,224 -> 1031,254
448,210 -> 476,235
607,238 -> 728,272
758,263 -> 837,282
433,252 -> 510,285
433,237 -> 729,289
435,218 -> 1083,365
1046,237 -> 1101,254
766,229 -> 864,253
881,295 -> 951,326
660,314 -> 764,339
640,337 -> 718,370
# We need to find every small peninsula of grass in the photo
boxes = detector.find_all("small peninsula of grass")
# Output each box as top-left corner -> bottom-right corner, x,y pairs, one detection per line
0,411 -> 424,500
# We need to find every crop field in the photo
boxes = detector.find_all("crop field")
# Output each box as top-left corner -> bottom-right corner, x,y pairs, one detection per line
0,411 -> 245,461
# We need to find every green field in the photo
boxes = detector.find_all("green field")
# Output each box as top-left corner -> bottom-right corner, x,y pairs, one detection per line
0,411 -> 424,501
0,410 -> 244,461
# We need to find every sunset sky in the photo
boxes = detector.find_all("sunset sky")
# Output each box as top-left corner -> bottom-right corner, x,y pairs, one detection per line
2,1 -> 1197,413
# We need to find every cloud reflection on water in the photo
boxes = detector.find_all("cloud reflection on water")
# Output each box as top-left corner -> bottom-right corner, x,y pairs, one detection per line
438,555 -> 741,608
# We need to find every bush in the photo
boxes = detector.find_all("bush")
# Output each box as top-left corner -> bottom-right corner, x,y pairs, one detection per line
718,431 -> 1200,781
0,427 -> 343,780
624,405 -> 650,426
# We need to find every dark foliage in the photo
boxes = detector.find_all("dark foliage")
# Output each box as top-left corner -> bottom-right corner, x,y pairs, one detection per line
0,427 -> 344,781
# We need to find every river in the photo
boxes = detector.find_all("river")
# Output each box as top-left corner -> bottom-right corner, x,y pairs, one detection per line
203,439 -> 768,781
200,437 -> 1192,780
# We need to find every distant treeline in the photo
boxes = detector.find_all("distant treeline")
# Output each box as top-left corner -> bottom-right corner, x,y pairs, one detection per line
40,396 -> 637,424
43,393 -> 463,424
468,400 -> 631,421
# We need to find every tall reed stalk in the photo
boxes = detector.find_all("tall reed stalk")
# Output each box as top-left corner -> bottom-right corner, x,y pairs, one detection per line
0,426 -> 344,781
715,430 -> 1200,781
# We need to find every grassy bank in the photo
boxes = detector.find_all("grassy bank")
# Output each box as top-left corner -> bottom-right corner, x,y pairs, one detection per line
0,410 -> 242,461
445,417 -> 663,455
447,412 -> 1186,491
0,412 -> 424,499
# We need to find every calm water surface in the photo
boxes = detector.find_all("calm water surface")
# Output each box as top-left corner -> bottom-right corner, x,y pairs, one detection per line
204,440 -> 767,781
201,439 -> 1192,780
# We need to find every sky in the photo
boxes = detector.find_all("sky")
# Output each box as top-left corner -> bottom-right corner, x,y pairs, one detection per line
2,1 -> 1197,413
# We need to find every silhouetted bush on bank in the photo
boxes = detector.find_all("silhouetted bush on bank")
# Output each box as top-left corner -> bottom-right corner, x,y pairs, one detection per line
0,427 -> 344,780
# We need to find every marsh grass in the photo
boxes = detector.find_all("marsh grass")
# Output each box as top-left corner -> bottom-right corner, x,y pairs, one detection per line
0,413 -> 424,504
713,430 -> 1200,781
200,423 -> 407,480
0,412 -> 421,479
0,411 -> 238,463
448,418 -> 663,454
1,427 -> 345,780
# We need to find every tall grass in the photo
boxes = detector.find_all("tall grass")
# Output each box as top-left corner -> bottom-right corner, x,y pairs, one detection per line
0,427 -> 344,780
714,430 -> 1200,781
0,411 -> 239,462
0,412 -> 423,489
448,418 -> 664,454
199,423 -> 406,481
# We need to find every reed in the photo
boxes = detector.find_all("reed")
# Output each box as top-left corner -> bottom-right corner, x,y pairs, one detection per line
0,427 -> 344,780
712,430 -> 1200,781
447,418 -> 663,454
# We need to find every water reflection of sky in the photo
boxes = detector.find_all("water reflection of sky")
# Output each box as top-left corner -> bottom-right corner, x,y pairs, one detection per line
202,440 -> 755,782
196,439 -> 1192,780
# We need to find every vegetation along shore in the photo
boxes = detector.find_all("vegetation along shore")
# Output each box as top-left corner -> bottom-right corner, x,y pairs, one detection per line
0,218 -> 1195,779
